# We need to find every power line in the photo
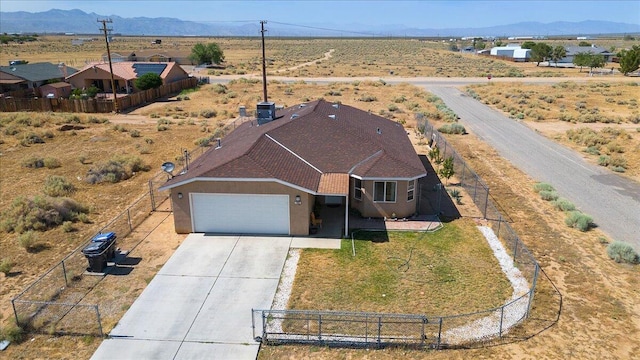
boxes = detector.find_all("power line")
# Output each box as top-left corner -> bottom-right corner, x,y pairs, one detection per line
266,21 -> 381,37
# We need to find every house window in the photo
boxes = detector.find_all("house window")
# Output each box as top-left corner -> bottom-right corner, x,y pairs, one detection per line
374,181 -> 396,202
354,178 -> 362,201
407,180 -> 415,202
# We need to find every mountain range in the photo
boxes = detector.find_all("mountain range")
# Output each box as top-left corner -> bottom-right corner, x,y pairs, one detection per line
1,9 -> 639,37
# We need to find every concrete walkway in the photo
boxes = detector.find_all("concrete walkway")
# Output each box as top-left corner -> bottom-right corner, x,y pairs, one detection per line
91,234 -> 340,360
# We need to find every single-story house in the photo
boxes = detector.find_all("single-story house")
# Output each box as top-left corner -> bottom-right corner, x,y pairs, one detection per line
0,62 -> 77,94
561,45 -> 613,63
159,100 -> 427,237
66,61 -> 189,94
127,49 -> 193,64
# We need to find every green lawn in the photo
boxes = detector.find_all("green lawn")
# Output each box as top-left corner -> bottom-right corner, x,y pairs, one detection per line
288,218 -> 513,316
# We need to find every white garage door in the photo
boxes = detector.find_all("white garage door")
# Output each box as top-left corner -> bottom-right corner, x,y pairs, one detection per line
191,193 -> 290,234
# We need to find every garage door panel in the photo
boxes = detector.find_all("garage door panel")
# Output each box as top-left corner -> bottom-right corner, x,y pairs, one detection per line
191,194 -> 289,234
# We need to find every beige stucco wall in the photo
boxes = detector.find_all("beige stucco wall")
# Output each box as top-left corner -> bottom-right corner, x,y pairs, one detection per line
163,65 -> 188,84
350,179 -> 417,218
169,180 -> 311,235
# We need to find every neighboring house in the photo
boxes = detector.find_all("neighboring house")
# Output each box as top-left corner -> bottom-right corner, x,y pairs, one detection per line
101,52 -> 128,63
66,61 -> 189,94
127,49 -> 194,65
39,82 -> 72,98
159,100 -> 427,237
0,62 -> 77,94
489,45 -> 530,62
561,45 -> 613,63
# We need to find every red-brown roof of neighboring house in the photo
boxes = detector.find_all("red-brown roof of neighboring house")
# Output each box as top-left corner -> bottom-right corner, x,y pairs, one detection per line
160,100 -> 426,194
67,61 -> 181,81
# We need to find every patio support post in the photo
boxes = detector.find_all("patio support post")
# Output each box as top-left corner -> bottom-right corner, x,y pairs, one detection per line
344,195 -> 349,237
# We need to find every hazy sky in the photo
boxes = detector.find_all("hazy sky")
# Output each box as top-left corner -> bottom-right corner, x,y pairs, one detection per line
1,0 -> 639,29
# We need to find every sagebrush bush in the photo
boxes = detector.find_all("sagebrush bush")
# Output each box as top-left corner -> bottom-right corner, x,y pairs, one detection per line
438,123 -> 467,134
539,190 -> 559,201
199,109 -> 217,118
130,129 -> 141,138
606,241 -> 639,264
22,156 -> 45,168
43,175 -> 75,197
564,211 -> 593,232
1,196 -> 88,233
43,157 -> 61,169
551,198 -> 576,211
18,231 -> 38,251
1,323 -> 25,343
0,258 -> 15,275
85,155 -> 149,184
533,182 -> 555,193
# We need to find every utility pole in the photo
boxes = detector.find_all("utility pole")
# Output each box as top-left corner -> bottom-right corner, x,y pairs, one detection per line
260,20 -> 268,102
98,18 -> 119,113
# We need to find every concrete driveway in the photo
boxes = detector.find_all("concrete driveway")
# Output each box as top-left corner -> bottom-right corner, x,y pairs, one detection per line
91,234 -> 291,360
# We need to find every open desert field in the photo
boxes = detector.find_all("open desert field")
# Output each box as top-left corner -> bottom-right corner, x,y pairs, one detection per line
1,35 -> 639,359
2,35 -> 637,78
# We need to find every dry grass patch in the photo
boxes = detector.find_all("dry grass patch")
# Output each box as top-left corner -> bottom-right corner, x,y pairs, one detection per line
288,219 -> 512,316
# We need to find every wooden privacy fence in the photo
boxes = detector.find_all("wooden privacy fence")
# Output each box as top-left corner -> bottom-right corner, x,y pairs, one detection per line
0,77 -> 197,113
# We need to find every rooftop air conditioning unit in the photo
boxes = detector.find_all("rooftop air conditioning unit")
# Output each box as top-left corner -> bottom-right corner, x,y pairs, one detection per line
256,101 -> 276,125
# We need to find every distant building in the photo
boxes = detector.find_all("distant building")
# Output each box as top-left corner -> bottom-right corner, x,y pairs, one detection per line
489,45 -> 530,62
561,45 -> 613,63
0,62 -> 77,94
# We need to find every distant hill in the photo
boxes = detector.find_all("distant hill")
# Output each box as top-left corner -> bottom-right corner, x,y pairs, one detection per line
1,9 -> 639,37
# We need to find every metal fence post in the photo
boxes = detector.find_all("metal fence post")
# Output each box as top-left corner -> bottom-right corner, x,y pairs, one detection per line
12,299 -> 20,326
499,306 -> 504,337
251,309 -> 255,340
95,305 -> 104,337
527,264 -> 540,318
62,260 -> 68,286
318,314 -> 322,342
148,180 -> 156,211
421,317 -> 427,348
483,189 -> 489,219
437,317 -> 443,349
377,316 -> 382,348
473,177 -> 478,201
460,163 -> 466,186
513,237 -> 519,260
127,209 -> 133,232
262,311 -> 267,342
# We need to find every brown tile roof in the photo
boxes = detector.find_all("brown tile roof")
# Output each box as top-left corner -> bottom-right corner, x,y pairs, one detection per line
318,173 -> 350,195
67,62 -> 180,81
160,100 -> 426,193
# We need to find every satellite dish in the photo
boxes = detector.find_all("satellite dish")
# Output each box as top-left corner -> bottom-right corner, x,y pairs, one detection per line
161,162 -> 175,177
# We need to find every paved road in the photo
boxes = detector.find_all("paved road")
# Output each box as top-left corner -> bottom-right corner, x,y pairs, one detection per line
422,85 -> 640,251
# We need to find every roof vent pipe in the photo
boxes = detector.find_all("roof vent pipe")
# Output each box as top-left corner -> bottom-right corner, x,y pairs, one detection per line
332,103 -> 339,109
328,114 -> 336,120
376,128 -> 381,134
215,138 -> 222,149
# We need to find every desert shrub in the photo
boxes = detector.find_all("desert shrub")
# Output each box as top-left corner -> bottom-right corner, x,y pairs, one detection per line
598,155 -> 611,167
611,166 -> 626,173
112,124 -> 127,132
130,129 -> 141,138
585,146 -> 600,155
212,84 -> 227,94
43,175 -> 75,197
551,198 -> 576,212
85,155 -> 149,184
144,138 -> 154,144
610,156 -> 627,169
0,258 -> 15,275
606,241 -> 639,264
448,189 -> 462,204
22,156 -> 45,168
87,116 -> 109,124
1,323 -> 25,343
199,109 -> 217,118
43,157 -> 61,169
387,104 -> 399,112
539,190 -> 559,201
533,182 -> 555,193
21,133 -> 45,145
564,211 -> 593,232
358,94 -> 377,102
1,196 -> 88,233
157,124 -> 169,131
194,137 -> 213,147
438,123 -> 466,134
325,90 -> 341,96
18,231 -> 39,251
62,221 -> 75,233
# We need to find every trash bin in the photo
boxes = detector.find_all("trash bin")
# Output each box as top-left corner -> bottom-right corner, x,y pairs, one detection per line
91,232 -> 117,260
82,241 -> 111,273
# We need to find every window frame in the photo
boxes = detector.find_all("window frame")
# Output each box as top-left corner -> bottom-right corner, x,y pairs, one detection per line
373,181 -> 397,203
407,179 -> 415,202
353,178 -> 363,201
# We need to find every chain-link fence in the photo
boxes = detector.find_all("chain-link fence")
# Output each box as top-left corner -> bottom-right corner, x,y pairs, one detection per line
253,117 -> 541,349
10,115 -> 257,337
